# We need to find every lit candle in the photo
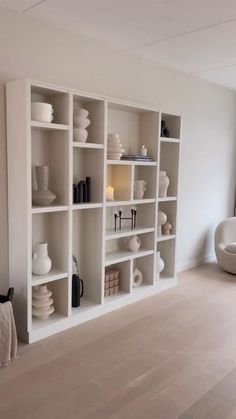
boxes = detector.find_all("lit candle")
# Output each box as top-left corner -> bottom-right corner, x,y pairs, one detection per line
106,186 -> 114,201
140,145 -> 147,157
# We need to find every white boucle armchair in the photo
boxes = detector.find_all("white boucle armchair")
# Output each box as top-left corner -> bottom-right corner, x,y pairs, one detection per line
215,217 -> 236,275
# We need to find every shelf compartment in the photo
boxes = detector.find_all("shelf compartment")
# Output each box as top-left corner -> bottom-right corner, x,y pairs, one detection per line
105,249 -> 154,266
106,202 -> 156,237
156,239 -> 176,280
73,95 -> 105,144
73,142 -> 104,149
134,166 -> 157,200
32,205 -> 69,214
107,164 -> 132,201
32,277 -> 69,330
132,254 -> 155,289
104,260 -> 131,299
31,129 -> 69,206
32,269 -> 68,286
108,102 -> 159,161
159,142 -> 179,197
73,147 -> 104,203
160,113 -> 181,140
158,200 -> 177,236
32,212 -> 69,273
31,85 -> 69,125
73,208 -> 103,304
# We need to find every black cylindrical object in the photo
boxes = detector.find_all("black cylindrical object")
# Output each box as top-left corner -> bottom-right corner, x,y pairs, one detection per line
72,274 -> 84,307
161,120 -> 170,138
86,177 -> 91,202
73,184 -> 78,203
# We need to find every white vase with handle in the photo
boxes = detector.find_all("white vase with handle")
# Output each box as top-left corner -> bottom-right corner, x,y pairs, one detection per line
127,235 -> 141,252
32,242 -> 52,275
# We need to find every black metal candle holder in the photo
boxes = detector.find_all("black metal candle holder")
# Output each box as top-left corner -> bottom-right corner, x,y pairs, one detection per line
114,207 -> 137,232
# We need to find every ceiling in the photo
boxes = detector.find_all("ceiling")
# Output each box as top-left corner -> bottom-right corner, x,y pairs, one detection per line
1,0 -> 236,90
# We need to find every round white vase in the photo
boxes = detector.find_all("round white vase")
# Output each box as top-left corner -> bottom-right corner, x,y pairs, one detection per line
32,285 -> 54,320
159,171 -> 169,198
32,242 -> 52,275
156,251 -> 165,275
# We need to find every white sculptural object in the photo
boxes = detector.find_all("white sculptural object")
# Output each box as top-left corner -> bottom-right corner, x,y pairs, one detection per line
157,211 -> 167,236
73,106 -> 90,142
163,221 -> 172,236
32,285 -> 54,320
159,171 -> 169,198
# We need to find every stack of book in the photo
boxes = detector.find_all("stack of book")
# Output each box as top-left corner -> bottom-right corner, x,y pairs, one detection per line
121,154 -> 152,162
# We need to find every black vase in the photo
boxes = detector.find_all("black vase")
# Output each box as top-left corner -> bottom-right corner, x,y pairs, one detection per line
72,274 -> 84,307
161,120 -> 170,138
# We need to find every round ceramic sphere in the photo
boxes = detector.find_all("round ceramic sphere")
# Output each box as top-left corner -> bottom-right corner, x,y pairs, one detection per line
158,210 -> 167,226
157,257 -> 165,273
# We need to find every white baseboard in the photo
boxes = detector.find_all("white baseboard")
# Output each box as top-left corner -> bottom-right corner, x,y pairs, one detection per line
177,253 -> 216,273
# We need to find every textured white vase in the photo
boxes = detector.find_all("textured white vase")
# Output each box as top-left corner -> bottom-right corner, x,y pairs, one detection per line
73,107 -> 90,142
32,165 -> 56,206
132,268 -> 143,288
134,180 -> 147,199
32,242 -> 52,275
157,211 -> 167,236
159,171 -> 169,198
32,285 -> 54,320
107,133 -> 123,160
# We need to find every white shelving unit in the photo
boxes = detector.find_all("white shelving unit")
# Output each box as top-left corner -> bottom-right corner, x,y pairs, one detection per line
7,79 -> 181,343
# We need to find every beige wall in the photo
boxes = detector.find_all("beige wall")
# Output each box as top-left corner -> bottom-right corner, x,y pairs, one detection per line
0,7 -> 236,291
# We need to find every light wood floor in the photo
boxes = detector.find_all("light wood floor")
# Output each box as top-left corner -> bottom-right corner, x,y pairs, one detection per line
1,262 -> 236,419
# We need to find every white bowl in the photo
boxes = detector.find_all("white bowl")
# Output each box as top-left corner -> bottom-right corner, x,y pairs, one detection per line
31,102 -> 53,123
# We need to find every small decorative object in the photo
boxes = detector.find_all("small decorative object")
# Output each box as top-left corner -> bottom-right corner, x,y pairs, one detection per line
132,268 -> 143,288
106,186 -> 114,201
73,106 -> 90,142
134,180 -> 147,199
73,177 -> 91,203
104,267 -> 120,296
32,285 -> 54,320
140,145 -> 147,157
32,165 -> 56,206
31,102 -> 53,123
114,207 -> 137,231
159,171 -> 170,198
156,251 -> 165,276
157,211 -> 167,236
32,242 -> 52,275
161,120 -> 170,137
107,133 -> 123,160
72,255 -> 84,307
163,221 -> 172,236
126,235 -> 141,252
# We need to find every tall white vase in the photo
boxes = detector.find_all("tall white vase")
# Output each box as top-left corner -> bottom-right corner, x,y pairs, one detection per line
159,171 -> 169,198
32,285 -> 54,320
32,165 -> 56,206
73,107 -> 90,142
32,242 -> 52,275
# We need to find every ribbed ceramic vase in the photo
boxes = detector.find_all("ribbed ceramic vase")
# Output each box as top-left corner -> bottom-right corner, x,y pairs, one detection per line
32,285 -> 54,320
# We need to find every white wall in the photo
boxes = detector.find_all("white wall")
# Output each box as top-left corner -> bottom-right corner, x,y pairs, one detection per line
0,7 -> 235,291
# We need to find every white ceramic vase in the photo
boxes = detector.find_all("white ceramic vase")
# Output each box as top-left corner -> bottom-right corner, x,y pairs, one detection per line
32,165 -> 56,206
32,242 -> 52,275
107,133 -> 123,160
32,285 -> 54,320
127,235 -> 141,252
132,268 -> 143,288
73,107 -> 90,142
159,171 -> 169,198
31,102 -> 53,123
156,251 -> 165,275
134,180 -> 147,199
157,211 -> 167,236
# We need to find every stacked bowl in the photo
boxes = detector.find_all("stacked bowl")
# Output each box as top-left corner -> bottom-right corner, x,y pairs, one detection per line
107,133 -> 123,160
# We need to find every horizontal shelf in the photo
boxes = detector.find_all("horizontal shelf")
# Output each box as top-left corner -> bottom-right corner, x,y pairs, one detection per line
158,197 -> 177,202
104,291 -> 128,304
157,234 -> 176,242
105,226 -> 155,240
73,202 -> 102,210
31,121 -> 69,131
107,160 -> 157,166
160,137 -> 180,143
32,205 -> 69,214
73,142 -> 104,149
105,248 -> 154,266
31,312 -> 66,331
31,269 -> 68,286
106,198 -> 156,207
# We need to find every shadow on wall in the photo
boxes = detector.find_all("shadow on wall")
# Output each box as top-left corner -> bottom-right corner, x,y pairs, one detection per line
0,82 -> 9,292
194,229 -> 213,263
